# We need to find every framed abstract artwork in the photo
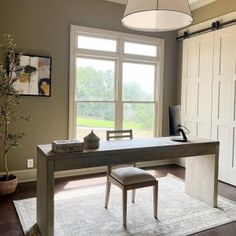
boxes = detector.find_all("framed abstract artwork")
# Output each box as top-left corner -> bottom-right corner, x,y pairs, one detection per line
13,54 -> 52,96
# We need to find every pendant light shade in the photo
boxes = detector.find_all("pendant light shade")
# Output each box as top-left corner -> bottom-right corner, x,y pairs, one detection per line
122,0 -> 193,32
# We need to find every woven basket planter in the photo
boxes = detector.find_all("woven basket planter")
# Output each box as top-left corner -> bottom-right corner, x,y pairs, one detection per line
0,175 -> 17,195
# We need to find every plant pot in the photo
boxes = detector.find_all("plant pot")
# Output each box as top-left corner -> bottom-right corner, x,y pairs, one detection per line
0,175 -> 17,195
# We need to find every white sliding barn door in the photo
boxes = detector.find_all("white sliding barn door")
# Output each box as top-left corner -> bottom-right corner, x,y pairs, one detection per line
212,25 -> 236,185
181,32 -> 214,139
181,25 -> 236,186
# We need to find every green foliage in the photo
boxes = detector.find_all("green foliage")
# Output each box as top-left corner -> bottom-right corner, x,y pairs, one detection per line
77,117 -> 143,130
76,66 -> 154,130
77,67 -> 115,120
77,117 -> 114,128
77,67 -> 114,101
0,34 -> 30,180
123,81 -> 152,101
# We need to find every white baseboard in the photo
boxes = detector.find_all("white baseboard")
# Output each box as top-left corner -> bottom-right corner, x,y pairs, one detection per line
4,160 -> 174,183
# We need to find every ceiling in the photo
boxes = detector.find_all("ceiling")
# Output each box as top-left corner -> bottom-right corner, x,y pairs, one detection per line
105,0 -> 217,10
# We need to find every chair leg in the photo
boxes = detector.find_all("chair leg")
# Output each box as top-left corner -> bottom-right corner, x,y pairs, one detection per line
132,163 -> 136,204
153,181 -> 158,219
105,179 -> 111,209
122,189 -> 127,228
131,189 -> 135,203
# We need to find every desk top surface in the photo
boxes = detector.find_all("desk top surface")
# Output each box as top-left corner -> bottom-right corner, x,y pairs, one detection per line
37,136 -> 219,159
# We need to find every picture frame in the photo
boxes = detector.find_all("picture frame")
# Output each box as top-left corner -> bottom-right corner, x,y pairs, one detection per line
13,54 -> 52,97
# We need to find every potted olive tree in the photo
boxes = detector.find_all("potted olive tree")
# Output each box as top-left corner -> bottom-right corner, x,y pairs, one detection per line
0,34 -> 29,195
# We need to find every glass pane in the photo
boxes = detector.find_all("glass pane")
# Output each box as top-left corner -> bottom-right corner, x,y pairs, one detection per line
76,102 -> 115,141
76,58 -> 115,101
122,62 -> 155,101
123,103 -> 154,138
124,42 -> 157,57
77,35 -> 116,52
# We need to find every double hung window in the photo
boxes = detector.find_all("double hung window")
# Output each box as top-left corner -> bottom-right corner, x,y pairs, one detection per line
69,25 -> 164,140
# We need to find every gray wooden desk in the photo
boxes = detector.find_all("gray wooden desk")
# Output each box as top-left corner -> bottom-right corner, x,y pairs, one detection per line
37,137 -> 219,236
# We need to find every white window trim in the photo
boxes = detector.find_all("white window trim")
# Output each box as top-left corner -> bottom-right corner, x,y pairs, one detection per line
69,25 -> 165,139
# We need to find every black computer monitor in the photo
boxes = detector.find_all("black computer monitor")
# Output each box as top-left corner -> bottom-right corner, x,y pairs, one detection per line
169,105 -> 181,136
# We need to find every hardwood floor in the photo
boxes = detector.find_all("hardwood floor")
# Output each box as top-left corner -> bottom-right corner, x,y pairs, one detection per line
0,164 -> 236,236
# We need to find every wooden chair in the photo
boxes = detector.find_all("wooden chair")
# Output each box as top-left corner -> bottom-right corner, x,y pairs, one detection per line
104,129 -> 158,227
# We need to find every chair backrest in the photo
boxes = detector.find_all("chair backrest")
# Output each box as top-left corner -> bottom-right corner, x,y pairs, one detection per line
106,129 -> 133,141
106,130 -> 135,170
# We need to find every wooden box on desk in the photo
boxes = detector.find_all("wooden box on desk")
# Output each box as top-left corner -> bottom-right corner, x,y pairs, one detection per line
52,140 -> 84,153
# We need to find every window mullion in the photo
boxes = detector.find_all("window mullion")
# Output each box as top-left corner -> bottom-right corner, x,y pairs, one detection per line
153,62 -> 158,137
116,38 -> 123,130
156,41 -> 165,136
123,55 -> 158,63
76,48 -> 118,59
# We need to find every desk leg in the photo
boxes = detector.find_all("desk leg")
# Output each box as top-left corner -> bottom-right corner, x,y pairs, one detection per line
185,153 -> 219,207
37,151 -> 54,236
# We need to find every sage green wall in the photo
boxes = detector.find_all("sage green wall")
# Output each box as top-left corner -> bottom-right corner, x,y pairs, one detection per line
0,0 -> 178,172
192,0 -> 236,24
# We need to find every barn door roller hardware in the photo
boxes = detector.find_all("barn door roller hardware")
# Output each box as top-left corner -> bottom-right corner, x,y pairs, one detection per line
177,19 -> 236,40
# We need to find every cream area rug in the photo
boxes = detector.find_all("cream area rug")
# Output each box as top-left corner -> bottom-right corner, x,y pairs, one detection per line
14,174 -> 236,236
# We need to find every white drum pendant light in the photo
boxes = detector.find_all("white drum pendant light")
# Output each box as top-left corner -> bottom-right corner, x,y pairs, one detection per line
122,0 -> 193,32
